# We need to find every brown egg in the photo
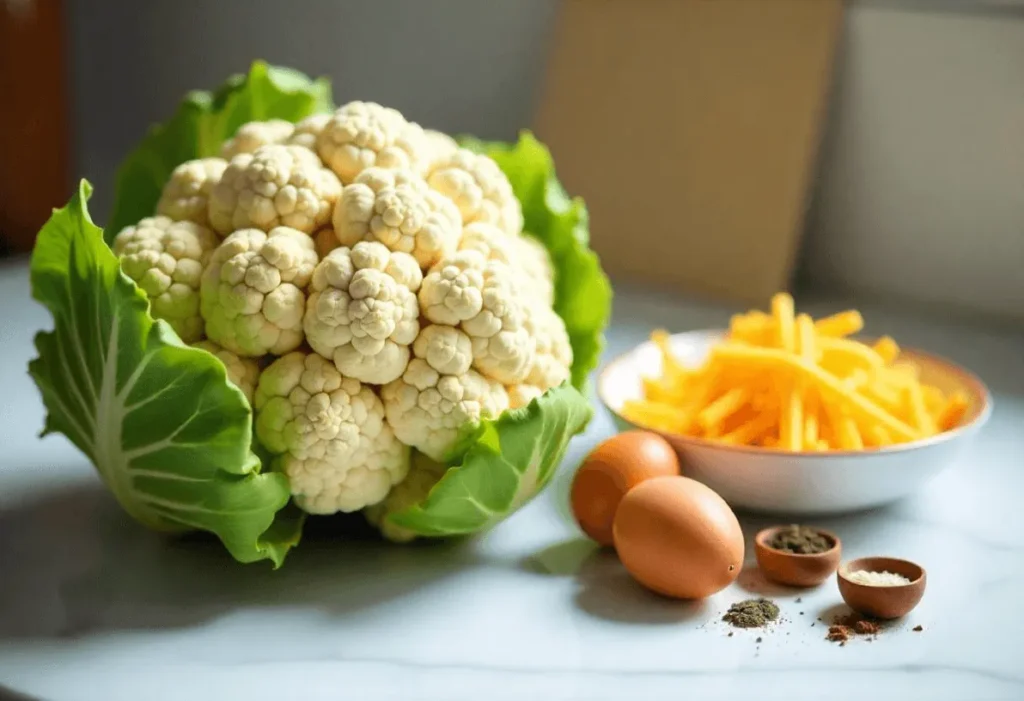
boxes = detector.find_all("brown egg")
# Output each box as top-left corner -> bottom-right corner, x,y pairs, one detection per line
570,431 -> 680,546
613,476 -> 744,599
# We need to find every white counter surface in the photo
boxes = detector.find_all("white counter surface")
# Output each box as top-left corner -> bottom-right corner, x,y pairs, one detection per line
0,262 -> 1021,701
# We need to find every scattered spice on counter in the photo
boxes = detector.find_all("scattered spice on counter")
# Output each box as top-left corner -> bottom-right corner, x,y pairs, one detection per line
767,525 -> 833,554
913,625 -> 924,632
795,597 -> 802,603
854,619 -> 880,635
755,637 -> 763,643
845,569 -> 911,586
723,598 -> 780,628
827,625 -> 850,643
826,613 -> 885,645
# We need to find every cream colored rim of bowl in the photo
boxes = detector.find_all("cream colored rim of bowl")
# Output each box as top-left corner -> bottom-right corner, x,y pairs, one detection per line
598,329 -> 993,459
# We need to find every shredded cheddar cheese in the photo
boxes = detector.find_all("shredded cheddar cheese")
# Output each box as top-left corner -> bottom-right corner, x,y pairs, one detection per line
622,293 -> 970,451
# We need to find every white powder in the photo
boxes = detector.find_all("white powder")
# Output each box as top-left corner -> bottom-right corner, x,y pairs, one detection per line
846,569 -> 912,586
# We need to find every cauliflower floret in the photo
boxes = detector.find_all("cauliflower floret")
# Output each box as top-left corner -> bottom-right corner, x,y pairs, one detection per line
200,227 -> 318,356
208,145 -> 341,235
333,167 -> 461,269
412,323 -> 473,375
424,128 -> 458,170
417,250 -> 485,325
156,158 -> 228,228
113,216 -> 218,342
287,114 -> 331,151
524,303 -> 573,389
220,119 -> 295,159
255,352 -> 409,514
304,241 -> 422,384
507,384 -> 544,410
427,148 -> 523,237
381,327 -> 509,461
512,235 -> 555,305
364,451 -> 448,542
507,303 -> 573,406
458,222 -> 517,265
192,340 -> 260,404
419,251 -> 535,384
458,223 -> 555,306
317,101 -> 431,184
313,228 -> 341,259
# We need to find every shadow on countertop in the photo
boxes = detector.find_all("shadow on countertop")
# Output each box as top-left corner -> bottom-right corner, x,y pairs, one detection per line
0,685 -> 43,701
522,538 -> 708,625
0,483 -> 479,641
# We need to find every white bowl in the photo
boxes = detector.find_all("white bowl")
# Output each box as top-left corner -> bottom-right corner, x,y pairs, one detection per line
598,330 -> 992,515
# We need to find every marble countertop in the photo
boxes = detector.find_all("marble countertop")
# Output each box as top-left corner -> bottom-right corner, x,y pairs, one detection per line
0,261 -> 1021,701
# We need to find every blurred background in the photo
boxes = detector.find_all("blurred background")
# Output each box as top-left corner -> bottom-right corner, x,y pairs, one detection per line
2,0 -> 1021,322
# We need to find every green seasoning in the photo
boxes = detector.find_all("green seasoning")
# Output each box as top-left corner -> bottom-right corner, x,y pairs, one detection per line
723,598 -> 780,628
768,525 -> 833,554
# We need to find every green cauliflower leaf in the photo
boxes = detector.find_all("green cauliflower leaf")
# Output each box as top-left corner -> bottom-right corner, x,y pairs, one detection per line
29,181 -> 301,567
389,384 -> 593,536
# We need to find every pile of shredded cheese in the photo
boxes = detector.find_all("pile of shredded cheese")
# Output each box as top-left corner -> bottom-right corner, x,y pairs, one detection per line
845,570 -> 912,586
622,293 -> 970,452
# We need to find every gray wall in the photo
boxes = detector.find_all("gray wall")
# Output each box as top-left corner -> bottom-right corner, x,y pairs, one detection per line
67,0 -> 1023,320
67,0 -> 558,219
803,1 -> 1024,322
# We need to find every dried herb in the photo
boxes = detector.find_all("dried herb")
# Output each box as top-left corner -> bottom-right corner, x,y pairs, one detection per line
768,525 -> 833,554
723,598 -> 780,628
913,625 -> 924,632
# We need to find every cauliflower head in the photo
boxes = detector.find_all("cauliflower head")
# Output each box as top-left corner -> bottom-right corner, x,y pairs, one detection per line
220,119 -> 295,159
381,324 -> 509,461
304,241 -> 422,384
192,340 -> 261,404
427,148 -> 523,237
208,145 -> 341,235
458,223 -> 555,306
156,157 -> 228,228
286,114 -> 331,151
333,167 -> 461,269
419,251 -> 535,384
317,101 -> 431,184
364,451 -> 448,542
113,215 -> 218,342
255,351 -> 410,514
200,226 -> 318,356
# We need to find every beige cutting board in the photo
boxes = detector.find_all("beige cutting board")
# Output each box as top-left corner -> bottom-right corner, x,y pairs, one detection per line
535,0 -> 843,304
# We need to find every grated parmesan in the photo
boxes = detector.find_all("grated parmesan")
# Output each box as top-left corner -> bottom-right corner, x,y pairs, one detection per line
846,569 -> 911,586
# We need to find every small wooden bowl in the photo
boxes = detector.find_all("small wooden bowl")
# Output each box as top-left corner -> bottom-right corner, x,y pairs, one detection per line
754,526 -> 842,587
837,556 -> 926,619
